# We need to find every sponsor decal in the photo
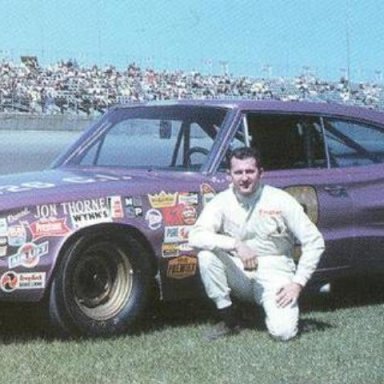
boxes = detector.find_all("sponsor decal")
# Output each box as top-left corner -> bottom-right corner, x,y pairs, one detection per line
8,225 -> 27,247
167,256 -> 197,279
178,192 -> 199,206
182,205 -> 197,225
145,209 -> 163,230
108,196 -> 124,219
164,225 -> 191,243
7,208 -> 30,224
0,236 -> 8,258
284,185 -> 319,224
28,217 -> 71,240
200,183 -> 216,206
162,204 -> 197,226
0,271 -> 18,292
161,243 -> 180,258
178,242 -> 194,252
164,226 -> 179,243
179,226 -> 191,241
284,185 -> 320,262
8,241 -> 49,269
161,243 -> 194,258
18,272 -> 46,290
61,198 -> 112,229
125,196 -> 143,207
35,197 -> 124,229
0,271 -> 46,292
125,196 -> 143,218
148,191 -> 178,208
200,183 -> 216,194
35,204 -> 58,219
162,205 -> 184,226
61,198 -> 109,215
125,206 -> 143,218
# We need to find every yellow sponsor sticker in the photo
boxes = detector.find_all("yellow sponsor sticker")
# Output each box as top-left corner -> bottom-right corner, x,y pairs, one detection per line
161,243 -> 180,258
284,185 -> 319,224
167,256 -> 197,279
148,191 -> 178,208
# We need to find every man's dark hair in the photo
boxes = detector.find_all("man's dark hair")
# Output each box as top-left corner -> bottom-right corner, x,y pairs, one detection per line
228,147 -> 263,169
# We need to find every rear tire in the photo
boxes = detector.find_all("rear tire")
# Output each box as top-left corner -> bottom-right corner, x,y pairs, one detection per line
48,231 -> 152,337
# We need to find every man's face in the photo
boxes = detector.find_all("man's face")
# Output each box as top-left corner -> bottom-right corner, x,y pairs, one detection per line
229,156 -> 263,196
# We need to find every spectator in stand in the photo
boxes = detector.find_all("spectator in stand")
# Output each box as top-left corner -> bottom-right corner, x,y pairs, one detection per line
0,57 -> 383,115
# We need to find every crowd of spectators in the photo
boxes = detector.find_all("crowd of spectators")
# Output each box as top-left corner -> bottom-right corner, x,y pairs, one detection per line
1,56 -> 383,116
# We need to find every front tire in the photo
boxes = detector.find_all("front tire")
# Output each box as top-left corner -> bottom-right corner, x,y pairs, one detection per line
48,231 -> 152,337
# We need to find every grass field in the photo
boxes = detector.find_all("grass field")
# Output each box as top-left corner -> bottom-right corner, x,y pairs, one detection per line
0,279 -> 382,384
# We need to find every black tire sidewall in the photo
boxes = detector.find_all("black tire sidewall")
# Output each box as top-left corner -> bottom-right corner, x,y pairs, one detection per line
49,231 -> 152,337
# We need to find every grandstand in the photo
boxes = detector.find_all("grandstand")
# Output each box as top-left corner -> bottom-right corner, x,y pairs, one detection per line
1,56 -> 384,117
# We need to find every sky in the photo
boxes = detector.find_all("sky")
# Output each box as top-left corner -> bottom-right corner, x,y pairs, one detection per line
0,0 -> 383,82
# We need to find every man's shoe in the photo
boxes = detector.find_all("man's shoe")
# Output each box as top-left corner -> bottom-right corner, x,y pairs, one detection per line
204,321 -> 241,341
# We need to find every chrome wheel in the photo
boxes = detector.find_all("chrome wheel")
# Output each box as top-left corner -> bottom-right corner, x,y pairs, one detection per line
72,241 -> 133,321
49,231 -> 152,337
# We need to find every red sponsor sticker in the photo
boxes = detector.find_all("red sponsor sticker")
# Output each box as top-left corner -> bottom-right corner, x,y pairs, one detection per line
163,204 -> 197,226
162,205 -> 184,225
29,217 -> 71,240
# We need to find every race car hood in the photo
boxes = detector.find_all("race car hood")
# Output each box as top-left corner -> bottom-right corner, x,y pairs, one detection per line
0,166 -> 199,211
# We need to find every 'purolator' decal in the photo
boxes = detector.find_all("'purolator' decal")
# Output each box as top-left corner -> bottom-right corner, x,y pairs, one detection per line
28,218 -> 71,240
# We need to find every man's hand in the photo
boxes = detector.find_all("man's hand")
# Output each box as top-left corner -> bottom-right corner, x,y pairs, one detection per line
276,282 -> 303,308
234,240 -> 258,270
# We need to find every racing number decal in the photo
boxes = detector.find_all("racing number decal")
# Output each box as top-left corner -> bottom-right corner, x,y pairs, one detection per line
284,185 -> 319,262
284,185 -> 319,224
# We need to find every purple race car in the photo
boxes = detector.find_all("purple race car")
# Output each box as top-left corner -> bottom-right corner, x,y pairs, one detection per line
0,100 -> 383,336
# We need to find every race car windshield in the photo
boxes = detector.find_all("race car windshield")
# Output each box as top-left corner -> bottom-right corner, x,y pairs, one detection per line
67,105 -> 229,171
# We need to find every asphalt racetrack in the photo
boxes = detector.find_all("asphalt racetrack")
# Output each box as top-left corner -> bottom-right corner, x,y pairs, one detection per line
0,130 -> 80,175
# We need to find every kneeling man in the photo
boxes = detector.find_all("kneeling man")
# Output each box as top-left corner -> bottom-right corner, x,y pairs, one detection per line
189,147 -> 325,341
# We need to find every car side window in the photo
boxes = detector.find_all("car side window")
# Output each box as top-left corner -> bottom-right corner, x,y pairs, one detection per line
79,118 -> 216,170
92,118 -> 183,168
324,119 -> 384,167
243,113 -> 326,170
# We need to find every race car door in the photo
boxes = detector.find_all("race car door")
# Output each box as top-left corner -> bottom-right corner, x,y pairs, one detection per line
229,112 -> 356,276
321,117 -> 384,273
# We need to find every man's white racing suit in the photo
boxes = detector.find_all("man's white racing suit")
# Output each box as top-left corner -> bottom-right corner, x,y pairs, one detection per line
189,183 -> 325,340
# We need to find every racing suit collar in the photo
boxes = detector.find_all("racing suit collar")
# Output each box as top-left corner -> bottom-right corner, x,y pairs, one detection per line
232,182 -> 264,210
